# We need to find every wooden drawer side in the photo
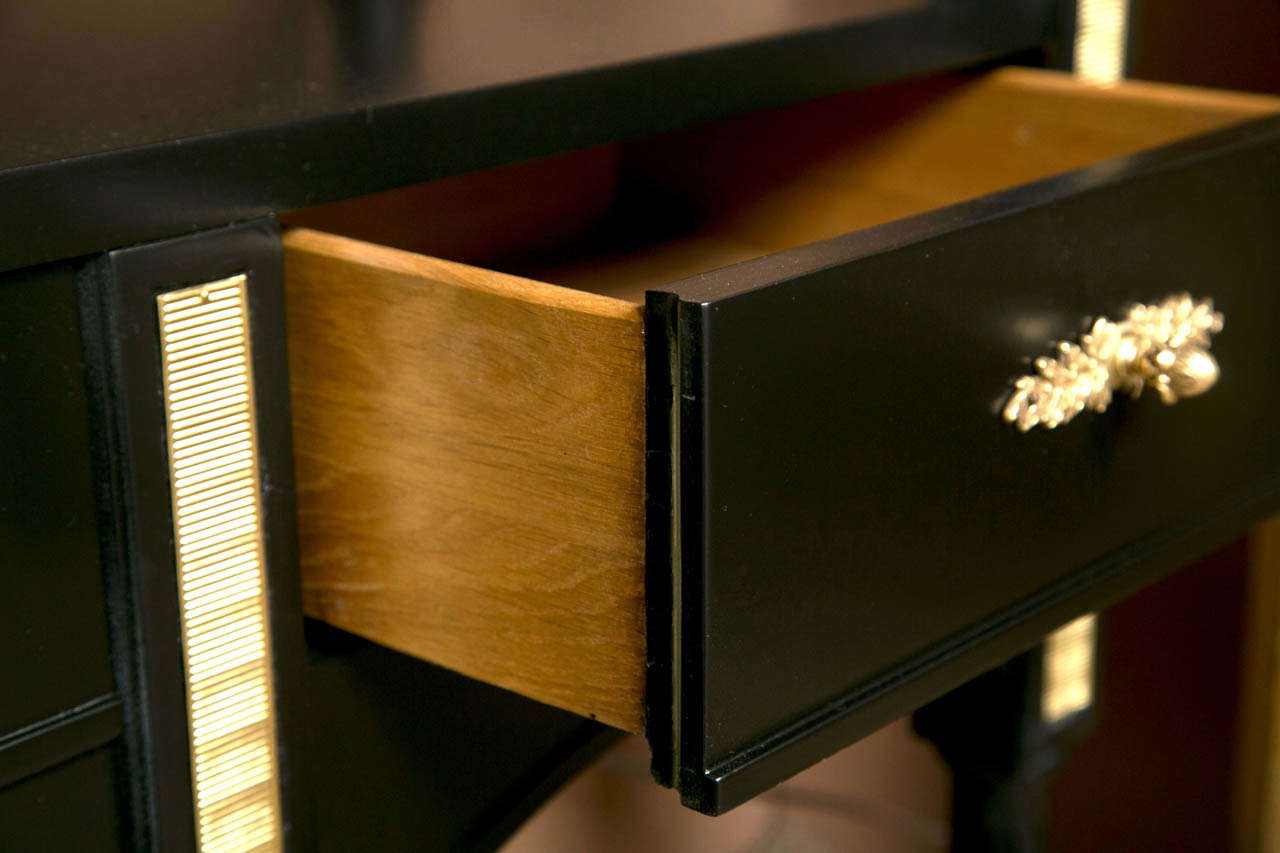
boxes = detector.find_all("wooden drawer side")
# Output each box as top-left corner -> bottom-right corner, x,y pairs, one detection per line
283,229 -> 647,732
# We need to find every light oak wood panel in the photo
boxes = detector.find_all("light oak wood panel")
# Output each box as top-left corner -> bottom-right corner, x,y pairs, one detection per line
534,69 -> 1280,300
284,228 -> 647,732
634,67 -> 1280,253
287,69 -> 1276,305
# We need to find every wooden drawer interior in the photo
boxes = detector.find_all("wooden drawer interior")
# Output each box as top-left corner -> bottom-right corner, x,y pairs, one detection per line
281,68 -> 1278,733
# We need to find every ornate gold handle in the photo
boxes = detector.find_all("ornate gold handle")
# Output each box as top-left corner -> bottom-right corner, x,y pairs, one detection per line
1003,293 -> 1223,432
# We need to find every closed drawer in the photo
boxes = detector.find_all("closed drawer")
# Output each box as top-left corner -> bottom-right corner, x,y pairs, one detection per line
281,68 -> 1280,812
0,263 -> 115,736
0,747 -> 124,851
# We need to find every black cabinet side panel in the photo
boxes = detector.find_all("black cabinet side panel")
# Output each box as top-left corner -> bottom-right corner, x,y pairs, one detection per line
0,263 -> 114,735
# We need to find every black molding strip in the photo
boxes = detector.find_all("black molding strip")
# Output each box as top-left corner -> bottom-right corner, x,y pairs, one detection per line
79,254 -> 154,849
642,291 -> 679,787
0,695 -> 122,790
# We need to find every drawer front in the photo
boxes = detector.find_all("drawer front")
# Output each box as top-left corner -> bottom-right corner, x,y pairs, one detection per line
0,747 -> 124,851
0,263 -> 114,735
85,220 -> 308,851
648,114 -> 1280,812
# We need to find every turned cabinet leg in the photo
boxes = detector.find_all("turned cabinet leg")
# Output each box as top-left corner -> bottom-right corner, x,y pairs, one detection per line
915,618 -> 1097,853
1234,516 -> 1280,853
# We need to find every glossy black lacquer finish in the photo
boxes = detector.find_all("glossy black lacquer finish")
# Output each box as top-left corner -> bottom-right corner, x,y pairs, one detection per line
0,262 -> 127,848
0,0 -> 1058,276
0,263 -> 114,737
0,748 -> 126,851
647,114 -> 1280,813
81,220 -> 307,850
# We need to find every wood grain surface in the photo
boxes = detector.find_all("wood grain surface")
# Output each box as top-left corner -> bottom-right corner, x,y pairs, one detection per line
533,68 -> 1279,300
702,67 -> 1280,254
284,228 -> 647,731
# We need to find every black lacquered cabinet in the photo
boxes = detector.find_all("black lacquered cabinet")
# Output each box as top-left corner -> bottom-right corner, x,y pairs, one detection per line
2,0 -> 1278,849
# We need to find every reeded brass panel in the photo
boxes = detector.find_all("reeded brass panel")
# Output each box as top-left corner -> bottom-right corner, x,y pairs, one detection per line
157,275 -> 284,853
1074,0 -> 1128,85
1042,613 -> 1096,724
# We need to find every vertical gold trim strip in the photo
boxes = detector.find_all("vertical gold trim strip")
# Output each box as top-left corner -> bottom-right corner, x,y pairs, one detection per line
1074,0 -> 1129,85
158,274 -> 284,853
1041,612 -> 1097,724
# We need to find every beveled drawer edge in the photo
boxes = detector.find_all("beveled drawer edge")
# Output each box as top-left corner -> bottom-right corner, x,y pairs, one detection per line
0,696 -> 123,790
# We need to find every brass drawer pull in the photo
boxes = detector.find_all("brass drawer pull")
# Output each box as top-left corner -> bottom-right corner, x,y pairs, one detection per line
1004,293 -> 1223,431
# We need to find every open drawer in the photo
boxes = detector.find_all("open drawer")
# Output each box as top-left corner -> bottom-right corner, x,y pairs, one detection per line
281,68 -> 1280,813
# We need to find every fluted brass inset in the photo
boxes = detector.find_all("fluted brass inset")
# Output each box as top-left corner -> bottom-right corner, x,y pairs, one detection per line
1042,613 -> 1096,724
158,275 -> 283,853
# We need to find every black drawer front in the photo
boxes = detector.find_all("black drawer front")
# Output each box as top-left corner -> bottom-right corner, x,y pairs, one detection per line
0,747 -> 124,851
0,264 -> 114,735
647,115 -> 1280,813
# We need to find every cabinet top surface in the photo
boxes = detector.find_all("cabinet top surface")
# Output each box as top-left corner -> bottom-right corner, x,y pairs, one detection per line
0,0 -> 1053,274
4,0 -> 930,170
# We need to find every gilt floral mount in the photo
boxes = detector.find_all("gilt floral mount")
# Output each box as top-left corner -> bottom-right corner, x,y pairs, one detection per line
1003,293 -> 1223,432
